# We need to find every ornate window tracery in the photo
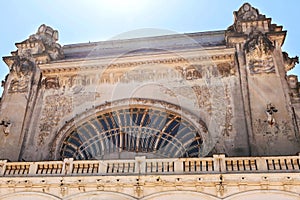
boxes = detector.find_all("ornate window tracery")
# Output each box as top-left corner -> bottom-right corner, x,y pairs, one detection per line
60,106 -> 205,160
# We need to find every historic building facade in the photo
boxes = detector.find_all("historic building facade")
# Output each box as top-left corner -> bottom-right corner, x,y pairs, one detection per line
0,3 -> 299,200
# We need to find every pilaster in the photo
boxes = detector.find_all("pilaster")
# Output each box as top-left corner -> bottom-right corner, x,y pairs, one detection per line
226,3 -> 300,156
0,24 -> 64,161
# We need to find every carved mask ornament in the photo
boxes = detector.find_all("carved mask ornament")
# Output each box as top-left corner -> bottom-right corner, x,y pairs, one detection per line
244,31 -> 275,74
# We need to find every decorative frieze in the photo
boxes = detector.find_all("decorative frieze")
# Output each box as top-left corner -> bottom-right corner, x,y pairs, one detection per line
41,61 -> 235,90
40,53 -> 235,74
176,65 -> 202,80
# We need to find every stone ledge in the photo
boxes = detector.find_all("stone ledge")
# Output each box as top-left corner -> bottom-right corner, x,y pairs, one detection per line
0,154 -> 299,177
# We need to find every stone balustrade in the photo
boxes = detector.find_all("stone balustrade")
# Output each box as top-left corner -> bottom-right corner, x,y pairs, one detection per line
0,154 -> 299,177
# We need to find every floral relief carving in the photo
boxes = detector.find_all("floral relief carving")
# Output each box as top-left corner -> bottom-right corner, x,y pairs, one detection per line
192,85 -> 212,113
222,85 -> 233,136
193,83 -> 233,138
38,95 -> 72,146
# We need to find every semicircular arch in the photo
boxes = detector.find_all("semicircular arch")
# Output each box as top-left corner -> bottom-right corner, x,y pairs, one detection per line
141,190 -> 219,200
51,98 -> 209,160
0,191 -> 60,200
64,190 -> 137,200
224,189 -> 300,200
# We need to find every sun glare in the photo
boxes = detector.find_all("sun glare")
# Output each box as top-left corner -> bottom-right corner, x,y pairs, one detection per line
101,0 -> 148,13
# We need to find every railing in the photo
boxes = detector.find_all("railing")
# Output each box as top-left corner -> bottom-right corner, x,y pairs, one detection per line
224,157 -> 258,172
182,157 -> 215,173
0,154 -> 299,177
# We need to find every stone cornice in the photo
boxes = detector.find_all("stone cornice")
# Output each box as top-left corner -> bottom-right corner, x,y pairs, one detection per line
39,47 -> 235,75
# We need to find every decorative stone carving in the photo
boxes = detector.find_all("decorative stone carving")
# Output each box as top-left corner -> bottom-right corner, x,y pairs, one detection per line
10,57 -> 34,77
9,77 -> 30,93
226,3 -> 285,48
235,3 -> 261,22
3,24 -> 64,94
244,31 -> 275,74
222,85 -> 233,136
38,95 -> 72,146
265,103 -> 278,126
0,120 -> 11,136
178,65 -> 203,80
54,62 -> 235,89
222,106 -> 233,136
247,57 -> 274,74
287,75 -> 300,102
118,67 -> 178,83
16,24 -> 64,63
1,75 -> 8,88
42,76 -> 60,89
208,83 -> 232,151
37,131 -> 50,147
217,62 -> 235,77
282,52 -> 299,71
192,85 -> 212,113
227,3 -> 265,34
9,57 -> 34,93
245,31 -> 274,58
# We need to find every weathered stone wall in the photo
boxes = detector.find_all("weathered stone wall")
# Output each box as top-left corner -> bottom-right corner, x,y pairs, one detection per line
19,46 -> 250,161
1,3 -> 300,162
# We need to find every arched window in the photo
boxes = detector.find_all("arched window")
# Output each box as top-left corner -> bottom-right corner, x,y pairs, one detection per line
59,106 -> 206,160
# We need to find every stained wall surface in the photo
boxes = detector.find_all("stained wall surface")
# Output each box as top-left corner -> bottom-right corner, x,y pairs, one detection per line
0,2 -> 300,200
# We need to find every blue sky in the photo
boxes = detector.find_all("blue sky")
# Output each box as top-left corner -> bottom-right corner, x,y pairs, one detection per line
1,0 -> 300,93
